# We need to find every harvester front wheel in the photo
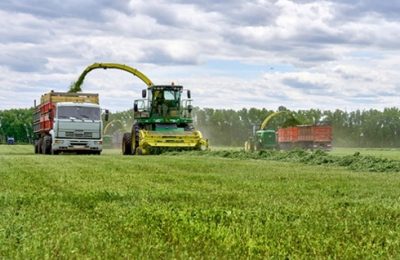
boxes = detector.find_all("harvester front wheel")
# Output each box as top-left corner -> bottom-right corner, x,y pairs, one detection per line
122,132 -> 133,155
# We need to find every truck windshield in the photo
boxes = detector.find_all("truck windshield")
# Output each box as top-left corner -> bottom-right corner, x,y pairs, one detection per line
57,106 -> 100,120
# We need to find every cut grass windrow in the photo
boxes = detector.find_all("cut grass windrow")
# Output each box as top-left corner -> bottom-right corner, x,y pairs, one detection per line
166,149 -> 400,172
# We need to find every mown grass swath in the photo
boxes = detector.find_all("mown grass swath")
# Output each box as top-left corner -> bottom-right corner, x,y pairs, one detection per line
1,146 -> 400,258
166,149 -> 400,172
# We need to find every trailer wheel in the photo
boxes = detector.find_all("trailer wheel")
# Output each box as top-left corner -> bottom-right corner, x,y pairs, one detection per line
37,138 -> 43,154
42,136 -> 52,154
34,142 -> 39,154
122,132 -> 133,155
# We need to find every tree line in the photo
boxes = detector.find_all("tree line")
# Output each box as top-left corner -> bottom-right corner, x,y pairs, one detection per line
194,107 -> 400,147
0,108 -> 34,144
1,107 -> 400,148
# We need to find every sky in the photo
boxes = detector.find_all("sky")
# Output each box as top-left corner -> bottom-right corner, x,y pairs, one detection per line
0,0 -> 399,112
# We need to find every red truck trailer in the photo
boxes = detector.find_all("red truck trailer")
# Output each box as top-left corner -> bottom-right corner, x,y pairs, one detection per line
312,125 -> 332,150
277,124 -> 332,150
277,127 -> 298,150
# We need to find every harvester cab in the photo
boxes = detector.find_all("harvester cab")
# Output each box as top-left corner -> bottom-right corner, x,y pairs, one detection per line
134,84 -> 192,122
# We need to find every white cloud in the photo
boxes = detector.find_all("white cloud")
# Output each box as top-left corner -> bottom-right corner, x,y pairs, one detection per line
0,0 -> 399,112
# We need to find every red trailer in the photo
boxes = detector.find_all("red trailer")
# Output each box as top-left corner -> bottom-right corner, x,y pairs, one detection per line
33,102 -> 56,135
277,127 -> 298,149
277,124 -> 332,150
312,125 -> 332,150
297,125 -> 314,149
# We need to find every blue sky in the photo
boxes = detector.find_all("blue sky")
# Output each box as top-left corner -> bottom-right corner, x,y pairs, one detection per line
0,0 -> 399,112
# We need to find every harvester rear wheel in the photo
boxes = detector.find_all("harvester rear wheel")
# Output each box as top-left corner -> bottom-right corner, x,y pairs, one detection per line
122,132 -> 133,155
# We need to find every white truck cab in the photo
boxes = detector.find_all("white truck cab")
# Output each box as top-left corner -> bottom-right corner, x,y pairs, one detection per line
51,102 -> 103,154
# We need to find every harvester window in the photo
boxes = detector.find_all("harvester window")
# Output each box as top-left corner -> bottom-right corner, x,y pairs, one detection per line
135,100 -> 147,112
151,89 -> 182,116
152,91 -> 163,106
164,90 -> 177,101
165,90 -> 181,108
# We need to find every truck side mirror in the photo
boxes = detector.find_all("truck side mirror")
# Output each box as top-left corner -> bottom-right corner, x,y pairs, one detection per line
104,109 -> 109,121
142,89 -> 147,98
134,103 -> 138,112
187,90 -> 191,99
188,104 -> 193,113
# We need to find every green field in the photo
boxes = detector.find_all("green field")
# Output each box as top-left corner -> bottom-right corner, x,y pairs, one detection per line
1,146 -> 400,258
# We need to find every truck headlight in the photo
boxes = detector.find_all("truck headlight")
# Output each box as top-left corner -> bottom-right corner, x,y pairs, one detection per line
55,140 -> 63,144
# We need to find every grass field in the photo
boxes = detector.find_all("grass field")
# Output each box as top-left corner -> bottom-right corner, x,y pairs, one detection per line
1,145 -> 400,258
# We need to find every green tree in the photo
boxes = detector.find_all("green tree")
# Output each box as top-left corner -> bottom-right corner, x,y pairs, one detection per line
0,108 -> 34,144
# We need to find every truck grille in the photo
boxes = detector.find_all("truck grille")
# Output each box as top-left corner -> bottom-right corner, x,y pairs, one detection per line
65,131 -> 93,139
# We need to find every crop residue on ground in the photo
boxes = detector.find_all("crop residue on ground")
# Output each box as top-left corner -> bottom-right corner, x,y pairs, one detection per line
166,149 -> 400,173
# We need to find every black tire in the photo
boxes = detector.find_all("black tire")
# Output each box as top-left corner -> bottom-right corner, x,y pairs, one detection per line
42,136 -> 52,155
34,142 -> 39,154
38,138 -> 43,154
122,132 -> 132,155
52,150 -> 59,155
132,122 -> 140,150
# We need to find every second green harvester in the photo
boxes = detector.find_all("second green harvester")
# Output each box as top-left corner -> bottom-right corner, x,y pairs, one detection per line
245,111 -> 299,151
